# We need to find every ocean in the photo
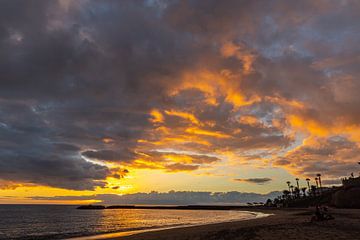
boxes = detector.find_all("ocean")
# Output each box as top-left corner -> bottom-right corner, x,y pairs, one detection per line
0,205 -> 266,239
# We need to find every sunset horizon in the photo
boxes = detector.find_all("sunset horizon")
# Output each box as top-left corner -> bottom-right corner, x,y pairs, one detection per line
1,1 -> 360,239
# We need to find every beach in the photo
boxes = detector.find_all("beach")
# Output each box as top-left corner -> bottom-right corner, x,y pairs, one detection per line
105,208 -> 360,240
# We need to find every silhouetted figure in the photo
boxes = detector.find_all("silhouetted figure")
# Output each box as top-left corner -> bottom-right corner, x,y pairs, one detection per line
314,205 -> 324,221
322,206 -> 334,220
311,205 -> 334,222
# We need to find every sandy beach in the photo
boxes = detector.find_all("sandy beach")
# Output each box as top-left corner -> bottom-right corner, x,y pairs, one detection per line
102,208 -> 360,240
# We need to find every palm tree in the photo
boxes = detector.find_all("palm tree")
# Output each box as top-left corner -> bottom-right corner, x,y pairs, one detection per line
290,185 -> 294,196
294,187 -> 300,198
265,199 -> 273,207
315,177 -> 319,188
306,178 -> 311,191
317,173 -> 322,190
310,185 -> 317,196
286,181 -> 291,192
283,190 -> 290,199
301,187 -> 307,197
295,178 -> 300,189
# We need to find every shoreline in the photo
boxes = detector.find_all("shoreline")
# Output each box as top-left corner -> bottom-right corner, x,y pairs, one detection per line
66,207 -> 360,240
108,208 -> 360,240
68,208 -> 271,240
77,205 -> 270,210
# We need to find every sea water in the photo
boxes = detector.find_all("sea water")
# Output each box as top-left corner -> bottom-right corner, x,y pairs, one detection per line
0,205 -> 267,239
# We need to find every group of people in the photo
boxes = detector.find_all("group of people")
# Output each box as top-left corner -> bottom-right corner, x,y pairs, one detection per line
311,205 -> 334,222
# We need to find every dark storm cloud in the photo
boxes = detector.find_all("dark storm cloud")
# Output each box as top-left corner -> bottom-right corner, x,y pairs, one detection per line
0,0 -> 186,189
0,100 -> 109,190
234,178 -> 272,185
0,101 -> 111,190
0,0 -> 215,189
0,0 -> 359,190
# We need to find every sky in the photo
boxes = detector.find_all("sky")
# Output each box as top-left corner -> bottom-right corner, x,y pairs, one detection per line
0,0 -> 360,204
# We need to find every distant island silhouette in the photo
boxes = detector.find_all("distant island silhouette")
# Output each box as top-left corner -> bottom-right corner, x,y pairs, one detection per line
78,170 -> 360,210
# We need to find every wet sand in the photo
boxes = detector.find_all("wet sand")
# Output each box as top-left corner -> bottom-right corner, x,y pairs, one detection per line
104,208 -> 360,240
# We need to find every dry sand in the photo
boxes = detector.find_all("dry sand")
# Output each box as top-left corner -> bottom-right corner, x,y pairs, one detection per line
103,208 -> 360,240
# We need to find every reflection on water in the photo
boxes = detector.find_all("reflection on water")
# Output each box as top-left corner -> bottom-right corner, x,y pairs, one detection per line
0,205 -> 267,239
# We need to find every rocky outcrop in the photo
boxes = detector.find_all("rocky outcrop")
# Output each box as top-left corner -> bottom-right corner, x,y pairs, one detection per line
77,205 -> 105,209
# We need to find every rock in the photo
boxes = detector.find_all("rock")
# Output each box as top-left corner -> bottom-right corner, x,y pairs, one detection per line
77,205 -> 105,210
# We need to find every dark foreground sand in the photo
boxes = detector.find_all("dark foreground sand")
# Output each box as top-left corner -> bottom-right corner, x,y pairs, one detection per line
104,208 -> 360,240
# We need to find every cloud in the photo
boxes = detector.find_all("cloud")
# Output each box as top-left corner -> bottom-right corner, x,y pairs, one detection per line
82,149 -> 136,163
0,101 -> 112,190
30,190 -> 282,205
234,178 -> 272,185
273,136 -> 360,180
0,180 -> 29,190
0,0 -> 359,191
165,163 -> 200,172
321,179 -> 342,186
130,151 -> 220,172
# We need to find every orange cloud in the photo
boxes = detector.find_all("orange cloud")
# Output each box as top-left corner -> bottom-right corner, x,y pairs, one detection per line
220,41 -> 256,74
273,136 -> 360,180
131,151 -> 219,173
185,127 -> 231,138
102,138 -> 114,144
165,109 -> 201,125
150,109 -> 164,123
288,114 -> 329,137
169,69 -> 260,108
287,113 -> 360,142
238,115 -> 259,126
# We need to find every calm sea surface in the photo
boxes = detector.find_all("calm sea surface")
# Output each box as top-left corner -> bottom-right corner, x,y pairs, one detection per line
0,205 -> 267,240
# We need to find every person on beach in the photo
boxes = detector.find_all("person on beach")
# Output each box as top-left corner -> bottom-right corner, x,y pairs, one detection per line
321,206 -> 334,220
311,205 -> 334,222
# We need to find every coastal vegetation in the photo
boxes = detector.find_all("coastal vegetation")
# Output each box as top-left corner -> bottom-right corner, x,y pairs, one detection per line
265,166 -> 360,209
